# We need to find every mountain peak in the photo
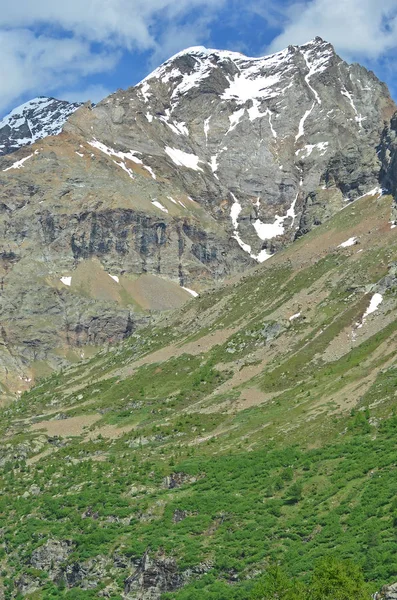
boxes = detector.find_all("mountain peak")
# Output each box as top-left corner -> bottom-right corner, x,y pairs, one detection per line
138,37 -> 338,103
163,37 -> 334,66
0,96 -> 81,156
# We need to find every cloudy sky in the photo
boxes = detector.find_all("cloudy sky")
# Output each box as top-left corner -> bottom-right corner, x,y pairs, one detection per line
0,0 -> 397,116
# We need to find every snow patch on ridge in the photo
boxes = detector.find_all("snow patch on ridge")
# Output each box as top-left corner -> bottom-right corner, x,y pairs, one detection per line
140,81 -> 151,102
253,192 -> 299,241
357,293 -> 383,328
165,146 -> 203,171
222,71 -> 282,104
295,141 -> 328,158
182,286 -> 199,297
152,200 -> 168,213
142,52 -> 214,99
230,193 -> 272,263
140,45 -> 291,104
3,153 -> 34,171
338,236 -> 357,248
88,139 -> 156,180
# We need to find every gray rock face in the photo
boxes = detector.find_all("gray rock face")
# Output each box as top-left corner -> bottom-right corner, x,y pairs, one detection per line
30,539 -> 72,576
124,551 -> 182,599
375,582 -> 397,599
0,97 -> 81,156
0,37 -> 395,395
379,112 -> 397,200
17,546 -> 188,598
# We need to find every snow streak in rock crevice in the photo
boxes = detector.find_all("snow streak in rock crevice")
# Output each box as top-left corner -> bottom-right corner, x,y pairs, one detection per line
302,51 -> 322,105
341,87 -> 364,129
295,102 -> 315,141
204,117 -> 211,143
248,100 -> 277,138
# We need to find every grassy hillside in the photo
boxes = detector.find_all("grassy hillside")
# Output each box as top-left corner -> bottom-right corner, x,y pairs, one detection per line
1,192 -> 397,598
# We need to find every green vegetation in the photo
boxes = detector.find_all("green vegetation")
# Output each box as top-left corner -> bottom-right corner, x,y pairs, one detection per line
0,193 -> 396,598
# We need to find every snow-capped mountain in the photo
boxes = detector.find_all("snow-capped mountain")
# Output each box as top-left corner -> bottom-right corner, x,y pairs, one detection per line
63,37 -> 394,258
0,37 -> 396,390
0,97 -> 81,156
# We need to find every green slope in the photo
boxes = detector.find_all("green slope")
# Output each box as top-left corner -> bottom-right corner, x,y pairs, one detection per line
1,193 -> 397,598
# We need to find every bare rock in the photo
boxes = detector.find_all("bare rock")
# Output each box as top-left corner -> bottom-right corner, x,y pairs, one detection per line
375,582 -> 397,599
124,551 -> 182,599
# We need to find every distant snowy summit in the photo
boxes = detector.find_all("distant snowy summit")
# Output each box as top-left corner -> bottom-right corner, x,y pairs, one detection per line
138,36 -> 336,106
0,97 -> 81,156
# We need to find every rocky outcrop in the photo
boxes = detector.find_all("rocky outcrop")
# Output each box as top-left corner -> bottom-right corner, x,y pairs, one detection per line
16,544 -> 185,599
31,539 -> 72,578
375,583 -> 397,599
163,471 -> 203,488
15,539 -> 73,595
124,551 -> 182,599
379,112 -> 397,200
0,435 -> 47,467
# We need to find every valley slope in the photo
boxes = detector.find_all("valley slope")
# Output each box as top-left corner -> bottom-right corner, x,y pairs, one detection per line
1,189 -> 397,598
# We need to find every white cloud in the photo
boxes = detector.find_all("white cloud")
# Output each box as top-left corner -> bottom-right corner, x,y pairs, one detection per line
0,28 -> 118,113
57,84 -> 113,105
267,0 -> 397,62
0,1 -> 225,48
0,0 -> 225,113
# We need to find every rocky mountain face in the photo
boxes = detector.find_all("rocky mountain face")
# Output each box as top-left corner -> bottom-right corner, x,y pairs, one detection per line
65,37 -> 395,253
0,37 -> 396,397
379,112 -> 397,201
0,97 -> 81,156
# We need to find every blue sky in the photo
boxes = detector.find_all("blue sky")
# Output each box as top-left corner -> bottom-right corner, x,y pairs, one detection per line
0,0 -> 397,116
